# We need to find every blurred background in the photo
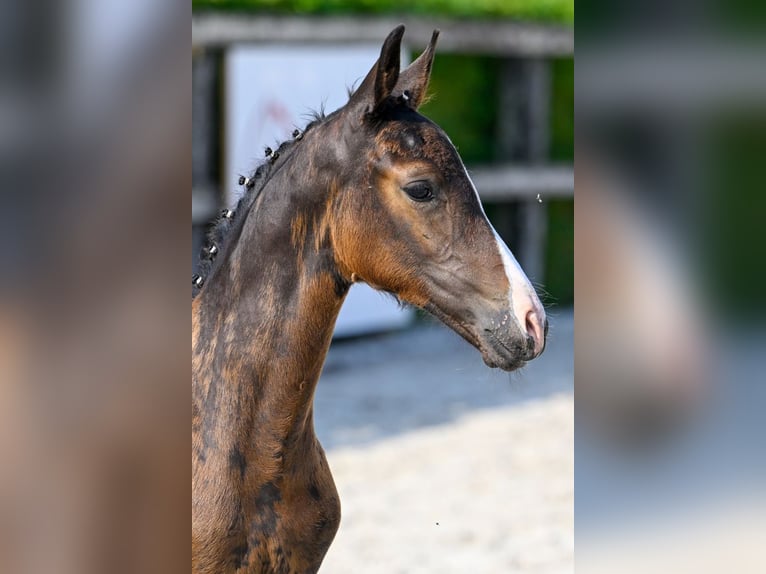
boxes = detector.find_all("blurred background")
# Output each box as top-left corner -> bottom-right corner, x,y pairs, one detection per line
576,2 -> 766,573
192,1 -> 573,573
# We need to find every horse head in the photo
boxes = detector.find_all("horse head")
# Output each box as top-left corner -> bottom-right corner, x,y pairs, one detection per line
323,26 -> 547,371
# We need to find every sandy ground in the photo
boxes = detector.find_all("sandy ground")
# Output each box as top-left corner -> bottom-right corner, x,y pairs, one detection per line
313,308 -> 573,573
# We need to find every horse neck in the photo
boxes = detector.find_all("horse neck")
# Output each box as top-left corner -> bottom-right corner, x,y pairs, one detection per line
192,155 -> 350,466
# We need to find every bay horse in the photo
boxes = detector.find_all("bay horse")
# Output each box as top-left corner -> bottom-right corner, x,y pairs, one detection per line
192,26 -> 547,574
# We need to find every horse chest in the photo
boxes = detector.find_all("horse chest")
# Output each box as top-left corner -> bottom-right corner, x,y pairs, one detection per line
193,460 -> 341,574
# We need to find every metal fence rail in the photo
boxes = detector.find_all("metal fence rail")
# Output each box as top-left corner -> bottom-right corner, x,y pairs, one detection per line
471,165 -> 574,201
192,14 -> 574,57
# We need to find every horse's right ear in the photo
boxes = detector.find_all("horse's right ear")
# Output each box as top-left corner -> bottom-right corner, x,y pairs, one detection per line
347,25 -> 405,115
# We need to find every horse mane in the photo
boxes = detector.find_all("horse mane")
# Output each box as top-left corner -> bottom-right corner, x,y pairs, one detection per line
192,110 -> 327,299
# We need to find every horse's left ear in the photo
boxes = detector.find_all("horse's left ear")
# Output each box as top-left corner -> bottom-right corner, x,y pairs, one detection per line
347,25 -> 404,114
395,30 -> 440,109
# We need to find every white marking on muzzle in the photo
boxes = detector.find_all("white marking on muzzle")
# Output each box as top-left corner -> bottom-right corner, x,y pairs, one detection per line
459,162 -> 546,343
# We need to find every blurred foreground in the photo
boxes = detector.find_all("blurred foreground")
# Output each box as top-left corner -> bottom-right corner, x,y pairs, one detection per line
576,4 -> 766,572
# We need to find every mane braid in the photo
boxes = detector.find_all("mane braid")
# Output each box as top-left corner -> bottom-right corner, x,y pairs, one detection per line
192,116 -> 324,299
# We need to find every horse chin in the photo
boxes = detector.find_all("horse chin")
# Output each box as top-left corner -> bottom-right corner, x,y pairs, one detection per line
478,338 -> 526,372
425,302 -> 526,372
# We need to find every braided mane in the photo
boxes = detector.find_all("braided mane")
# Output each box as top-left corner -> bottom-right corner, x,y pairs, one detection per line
192,112 -> 326,299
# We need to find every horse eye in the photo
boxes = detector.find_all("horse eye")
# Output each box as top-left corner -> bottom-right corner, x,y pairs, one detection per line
402,181 -> 434,202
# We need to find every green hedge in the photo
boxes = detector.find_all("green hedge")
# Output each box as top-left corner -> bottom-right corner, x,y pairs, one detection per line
550,58 -> 574,162
192,0 -> 574,23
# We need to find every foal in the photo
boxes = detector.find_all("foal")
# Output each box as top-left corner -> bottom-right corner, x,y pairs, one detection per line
192,26 -> 547,574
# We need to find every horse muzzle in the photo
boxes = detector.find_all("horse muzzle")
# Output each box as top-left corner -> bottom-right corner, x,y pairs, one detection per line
424,293 -> 547,372
476,309 -> 548,371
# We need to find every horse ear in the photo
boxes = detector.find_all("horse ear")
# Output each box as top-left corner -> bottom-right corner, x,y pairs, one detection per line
348,25 -> 404,113
396,30 -> 439,109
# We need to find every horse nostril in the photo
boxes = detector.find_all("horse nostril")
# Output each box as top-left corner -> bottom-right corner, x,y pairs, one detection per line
523,309 -> 546,358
